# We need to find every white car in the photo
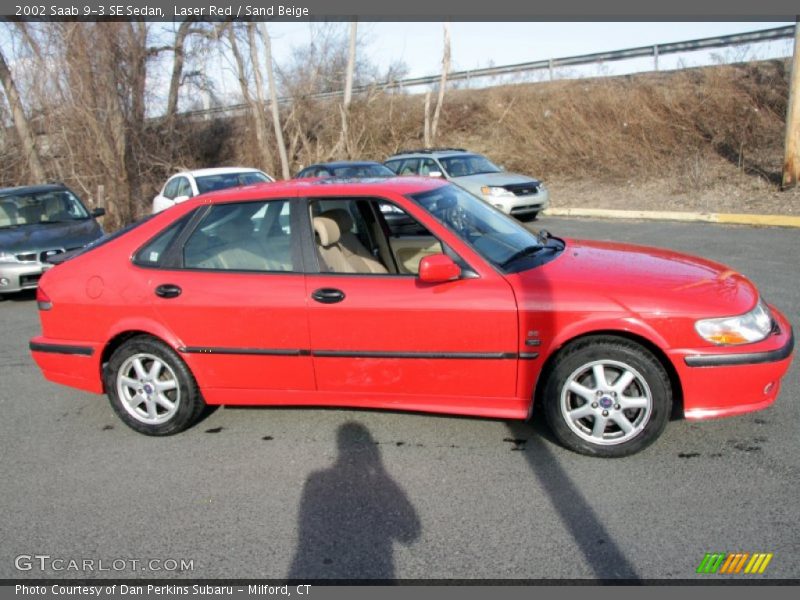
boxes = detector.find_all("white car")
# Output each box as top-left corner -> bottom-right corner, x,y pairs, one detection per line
152,167 -> 274,214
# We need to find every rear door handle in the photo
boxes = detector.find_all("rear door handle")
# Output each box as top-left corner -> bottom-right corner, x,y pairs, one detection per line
311,288 -> 345,304
155,284 -> 182,299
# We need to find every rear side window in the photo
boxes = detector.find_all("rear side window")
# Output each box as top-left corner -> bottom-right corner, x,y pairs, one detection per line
133,213 -> 194,267
182,200 -> 294,272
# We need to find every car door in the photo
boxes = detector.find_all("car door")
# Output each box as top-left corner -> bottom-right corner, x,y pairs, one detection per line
303,195 -> 520,407
143,198 -> 315,398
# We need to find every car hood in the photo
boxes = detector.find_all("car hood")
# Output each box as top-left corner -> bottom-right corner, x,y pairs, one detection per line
511,238 -> 759,316
0,219 -> 103,254
452,172 -> 540,187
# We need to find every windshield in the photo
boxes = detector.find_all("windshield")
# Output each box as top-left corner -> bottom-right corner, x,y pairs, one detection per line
0,189 -> 90,229
439,154 -> 502,178
195,171 -> 271,194
330,164 -> 395,178
409,184 -> 543,270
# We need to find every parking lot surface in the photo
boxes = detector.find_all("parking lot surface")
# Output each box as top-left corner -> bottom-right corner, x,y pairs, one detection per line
1,217 -> 798,580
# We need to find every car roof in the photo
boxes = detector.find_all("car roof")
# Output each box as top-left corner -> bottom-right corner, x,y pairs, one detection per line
303,161 -> 386,169
174,167 -> 267,178
181,176 -> 448,207
0,183 -> 70,197
386,148 -> 471,160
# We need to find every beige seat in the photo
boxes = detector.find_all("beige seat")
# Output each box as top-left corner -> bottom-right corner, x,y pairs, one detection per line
314,216 -> 356,273
320,209 -> 388,274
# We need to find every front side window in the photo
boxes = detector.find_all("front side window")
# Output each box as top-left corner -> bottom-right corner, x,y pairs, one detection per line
310,198 -> 442,276
183,200 -> 294,272
163,178 -> 181,200
175,177 -> 192,198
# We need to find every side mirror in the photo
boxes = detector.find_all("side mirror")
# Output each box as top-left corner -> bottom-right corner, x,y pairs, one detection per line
173,195 -> 190,204
428,171 -> 443,178
418,254 -> 461,283
91,207 -> 106,217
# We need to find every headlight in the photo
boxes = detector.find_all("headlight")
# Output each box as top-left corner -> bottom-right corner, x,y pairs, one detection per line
695,300 -> 773,345
481,186 -> 515,198
0,251 -> 20,264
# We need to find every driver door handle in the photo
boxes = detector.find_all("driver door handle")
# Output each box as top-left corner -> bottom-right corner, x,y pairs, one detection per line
311,288 -> 345,304
155,284 -> 182,299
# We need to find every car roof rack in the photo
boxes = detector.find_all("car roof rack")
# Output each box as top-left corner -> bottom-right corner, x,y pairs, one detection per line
392,147 -> 467,156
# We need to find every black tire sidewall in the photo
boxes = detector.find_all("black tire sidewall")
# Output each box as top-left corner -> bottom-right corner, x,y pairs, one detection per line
104,337 -> 203,436
543,337 -> 672,458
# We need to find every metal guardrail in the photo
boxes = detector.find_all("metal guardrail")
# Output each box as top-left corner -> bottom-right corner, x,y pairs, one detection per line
180,25 -> 796,120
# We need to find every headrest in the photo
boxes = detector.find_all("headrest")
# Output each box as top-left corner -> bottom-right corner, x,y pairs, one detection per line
313,216 -> 340,247
321,209 -> 353,233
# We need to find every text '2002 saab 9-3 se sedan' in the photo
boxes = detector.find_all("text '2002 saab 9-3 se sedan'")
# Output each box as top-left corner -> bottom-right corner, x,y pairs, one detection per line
30,178 -> 794,457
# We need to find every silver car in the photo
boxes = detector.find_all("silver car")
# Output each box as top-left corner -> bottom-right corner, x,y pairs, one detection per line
384,148 -> 549,219
0,184 -> 105,296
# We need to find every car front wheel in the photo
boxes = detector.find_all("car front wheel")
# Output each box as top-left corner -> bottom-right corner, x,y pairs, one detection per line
542,336 -> 672,457
104,336 -> 205,435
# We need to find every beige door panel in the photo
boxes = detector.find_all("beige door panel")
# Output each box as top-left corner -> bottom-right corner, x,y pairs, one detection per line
389,236 -> 443,274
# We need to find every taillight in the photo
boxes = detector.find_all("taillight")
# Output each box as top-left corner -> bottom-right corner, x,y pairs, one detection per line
36,287 -> 52,311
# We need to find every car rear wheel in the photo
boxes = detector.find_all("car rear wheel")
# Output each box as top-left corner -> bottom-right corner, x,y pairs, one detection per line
542,336 -> 671,457
104,336 -> 205,435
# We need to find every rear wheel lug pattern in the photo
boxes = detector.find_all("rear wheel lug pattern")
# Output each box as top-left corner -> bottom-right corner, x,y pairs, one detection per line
591,402 -> 598,408
602,410 -> 609,417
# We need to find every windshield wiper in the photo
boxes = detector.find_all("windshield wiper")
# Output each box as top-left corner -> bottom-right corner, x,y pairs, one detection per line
500,245 -> 544,268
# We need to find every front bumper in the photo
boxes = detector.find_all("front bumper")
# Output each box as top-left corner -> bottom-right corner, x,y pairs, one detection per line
0,262 -> 51,293
669,307 -> 794,420
489,188 -> 550,216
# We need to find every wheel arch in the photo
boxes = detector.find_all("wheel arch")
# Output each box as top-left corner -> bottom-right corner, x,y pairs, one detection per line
99,326 -> 181,392
533,329 -> 684,419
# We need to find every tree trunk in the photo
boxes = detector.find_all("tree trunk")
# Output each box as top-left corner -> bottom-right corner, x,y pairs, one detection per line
228,24 -> 270,172
430,23 -> 451,145
336,21 -> 358,158
166,20 -> 194,124
247,22 -> 274,172
0,48 -> 46,182
259,23 -> 290,180
423,91 -> 432,147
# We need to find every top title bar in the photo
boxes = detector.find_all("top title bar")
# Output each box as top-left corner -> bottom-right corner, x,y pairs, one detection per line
0,0 -> 799,21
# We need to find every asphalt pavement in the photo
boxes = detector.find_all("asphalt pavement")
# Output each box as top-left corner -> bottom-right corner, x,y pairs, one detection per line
1,216 -> 798,580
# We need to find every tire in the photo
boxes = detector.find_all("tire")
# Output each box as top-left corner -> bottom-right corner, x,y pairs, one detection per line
541,336 -> 671,457
104,336 -> 205,435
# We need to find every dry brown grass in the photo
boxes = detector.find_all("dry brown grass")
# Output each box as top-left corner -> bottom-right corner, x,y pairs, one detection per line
1,58 -> 793,226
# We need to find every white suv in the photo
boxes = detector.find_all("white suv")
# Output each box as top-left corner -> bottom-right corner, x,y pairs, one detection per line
384,148 -> 549,220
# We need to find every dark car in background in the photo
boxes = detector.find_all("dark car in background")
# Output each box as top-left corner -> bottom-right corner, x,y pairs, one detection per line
295,161 -> 395,179
0,184 -> 105,296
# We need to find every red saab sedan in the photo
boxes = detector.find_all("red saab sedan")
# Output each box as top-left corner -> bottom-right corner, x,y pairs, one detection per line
30,178 -> 794,457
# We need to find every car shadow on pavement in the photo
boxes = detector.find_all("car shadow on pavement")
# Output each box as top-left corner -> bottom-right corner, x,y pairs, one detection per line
287,421 -> 421,580
506,420 -> 640,580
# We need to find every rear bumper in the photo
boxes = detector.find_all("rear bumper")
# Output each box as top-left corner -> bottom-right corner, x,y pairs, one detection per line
669,309 -> 794,420
29,337 -> 104,394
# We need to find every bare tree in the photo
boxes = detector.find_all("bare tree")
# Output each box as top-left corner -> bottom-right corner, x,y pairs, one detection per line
0,45 -> 46,181
259,23 -> 290,180
246,22 -> 275,172
430,23 -> 451,145
165,20 -> 196,123
334,21 -> 358,157
227,23 -> 272,173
